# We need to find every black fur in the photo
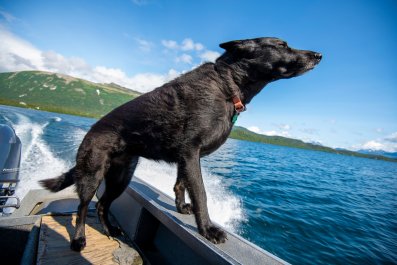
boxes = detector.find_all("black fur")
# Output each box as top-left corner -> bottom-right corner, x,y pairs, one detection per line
40,167 -> 75,192
40,37 -> 321,251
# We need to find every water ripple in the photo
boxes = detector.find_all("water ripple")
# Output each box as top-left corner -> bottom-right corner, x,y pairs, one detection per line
203,139 -> 397,265
2,106 -> 396,264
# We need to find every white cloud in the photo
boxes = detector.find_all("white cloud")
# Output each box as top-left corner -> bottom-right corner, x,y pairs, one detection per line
176,53 -> 193,64
161,37 -> 221,65
0,9 -> 16,23
0,27 -> 223,93
352,132 -> 397,152
161,39 -> 179,50
247,126 -> 290,137
247,124 -> 328,145
265,130 -> 290,137
260,124 -> 292,137
135,38 -> 154,52
375,128 -> 384,133
262,130 -> 276,136
92,66 -> 179,93
0,26 -> 43,72
385,132 -> 397,143
181,38 -> 203,51
42,50 -> 91,77
93,66 -> 128,81
0,27 -> 179,93
361,140 -> 385,150
247,126 -> 261,134
162,38 -> 205,52
181,39 -> 194,51
199,50 -> 221,62
195,43 -> 205,51
166,68 -> 180,79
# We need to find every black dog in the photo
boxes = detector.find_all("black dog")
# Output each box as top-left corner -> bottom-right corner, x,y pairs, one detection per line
40,37 -> 321,251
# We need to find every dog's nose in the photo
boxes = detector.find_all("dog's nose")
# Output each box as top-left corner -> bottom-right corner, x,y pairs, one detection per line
314,52 -> 322,60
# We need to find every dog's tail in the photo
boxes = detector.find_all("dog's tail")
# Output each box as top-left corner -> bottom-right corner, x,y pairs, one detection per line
39,167 -> 76,192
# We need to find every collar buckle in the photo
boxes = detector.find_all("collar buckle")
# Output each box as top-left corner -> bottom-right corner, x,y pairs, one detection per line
232,96 -> 245,113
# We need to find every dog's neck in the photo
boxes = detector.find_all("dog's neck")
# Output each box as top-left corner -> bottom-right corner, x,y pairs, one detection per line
215,55 -> 269,105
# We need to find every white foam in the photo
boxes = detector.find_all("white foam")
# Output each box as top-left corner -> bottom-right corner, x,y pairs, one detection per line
72,127 -> 87,143
63,127 -> 87,152
11,114 -> 70,200
135,158 -> 245,233
3,112 -> 244,232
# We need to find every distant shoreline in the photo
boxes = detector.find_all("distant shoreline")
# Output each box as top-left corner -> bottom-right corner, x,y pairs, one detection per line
1,71 -> 395,163
229,126 -> 397,163
0,98 -> 101,118
2,102 -> 395,164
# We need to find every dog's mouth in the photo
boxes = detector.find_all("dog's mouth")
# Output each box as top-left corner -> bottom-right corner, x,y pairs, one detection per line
292,52 -> 322,77
307,52 -> 322,69
276,51 -> 322,79
303,60 -> 320,72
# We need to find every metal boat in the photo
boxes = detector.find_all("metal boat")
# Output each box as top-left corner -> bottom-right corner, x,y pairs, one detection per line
0,124 -> 22,213
0,125 -> 289,265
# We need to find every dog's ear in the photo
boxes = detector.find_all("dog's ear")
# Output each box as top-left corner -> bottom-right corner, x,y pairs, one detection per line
219,40 -> 242,51
219,39 -> 257,56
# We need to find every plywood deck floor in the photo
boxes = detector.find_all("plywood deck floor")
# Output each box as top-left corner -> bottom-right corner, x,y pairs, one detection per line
37,214 -> 142,265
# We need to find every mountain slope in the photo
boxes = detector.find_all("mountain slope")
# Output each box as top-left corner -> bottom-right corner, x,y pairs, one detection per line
0,71 -> 141,118
230,126 -> 397,162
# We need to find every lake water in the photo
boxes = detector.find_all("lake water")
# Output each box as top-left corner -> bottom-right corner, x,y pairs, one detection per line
1,105 -> 396,264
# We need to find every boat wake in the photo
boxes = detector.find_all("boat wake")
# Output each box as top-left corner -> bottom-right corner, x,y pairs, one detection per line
2,109 -> 244,233
135,159 -> 245,232
10,114 -> 70,200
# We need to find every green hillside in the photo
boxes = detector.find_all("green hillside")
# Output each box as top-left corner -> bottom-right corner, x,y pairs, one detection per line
0,71 -> 141,118
230,126 -> 397,162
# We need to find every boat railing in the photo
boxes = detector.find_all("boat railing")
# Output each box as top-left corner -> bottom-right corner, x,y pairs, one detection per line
98,177 -> 289,265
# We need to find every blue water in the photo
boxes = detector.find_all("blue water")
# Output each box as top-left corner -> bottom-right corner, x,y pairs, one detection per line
1,105 -> 396,265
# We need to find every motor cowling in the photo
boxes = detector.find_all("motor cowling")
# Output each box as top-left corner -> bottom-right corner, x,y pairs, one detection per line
0,124 -> 21,212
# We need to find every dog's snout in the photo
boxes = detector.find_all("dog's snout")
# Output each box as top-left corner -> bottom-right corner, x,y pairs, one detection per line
314,52 -> 322,60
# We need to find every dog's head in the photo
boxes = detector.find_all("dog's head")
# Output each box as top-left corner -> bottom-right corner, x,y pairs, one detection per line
219,37 -> 322,82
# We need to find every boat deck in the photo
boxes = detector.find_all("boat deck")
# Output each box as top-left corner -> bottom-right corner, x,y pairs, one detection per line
1,180 -> 289,265
37,214 -> 142,265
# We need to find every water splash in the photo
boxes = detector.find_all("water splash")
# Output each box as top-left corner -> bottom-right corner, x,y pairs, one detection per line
11,113 -> 69,200
0,106 -> 245,234
135,158 -> 245,233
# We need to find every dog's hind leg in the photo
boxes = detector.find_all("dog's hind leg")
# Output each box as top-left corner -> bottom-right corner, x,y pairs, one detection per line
174,177 -> 193,214
97,155 -> 139,237
71,151 -> 110,252
178,151 -> 227,244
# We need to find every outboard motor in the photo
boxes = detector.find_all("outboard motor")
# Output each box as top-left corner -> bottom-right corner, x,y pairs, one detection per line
0,124 -> 21,214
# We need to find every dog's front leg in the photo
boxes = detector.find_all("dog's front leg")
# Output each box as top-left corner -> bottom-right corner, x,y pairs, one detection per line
174,177 -> 193,214
178,152 -> 227,244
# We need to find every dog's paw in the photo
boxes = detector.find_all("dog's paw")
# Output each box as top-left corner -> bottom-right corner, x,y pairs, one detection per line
177,203 -> 193,215
201,225 -> 227,244
70,237 -> 86,252
103,225 -> 122,237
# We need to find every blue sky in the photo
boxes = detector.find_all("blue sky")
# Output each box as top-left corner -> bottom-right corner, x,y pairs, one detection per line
0,0 -> 396,152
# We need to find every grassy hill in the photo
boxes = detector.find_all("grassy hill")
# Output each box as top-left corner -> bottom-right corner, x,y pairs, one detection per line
230,126 -> 397,162
0,71 -> 141,118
